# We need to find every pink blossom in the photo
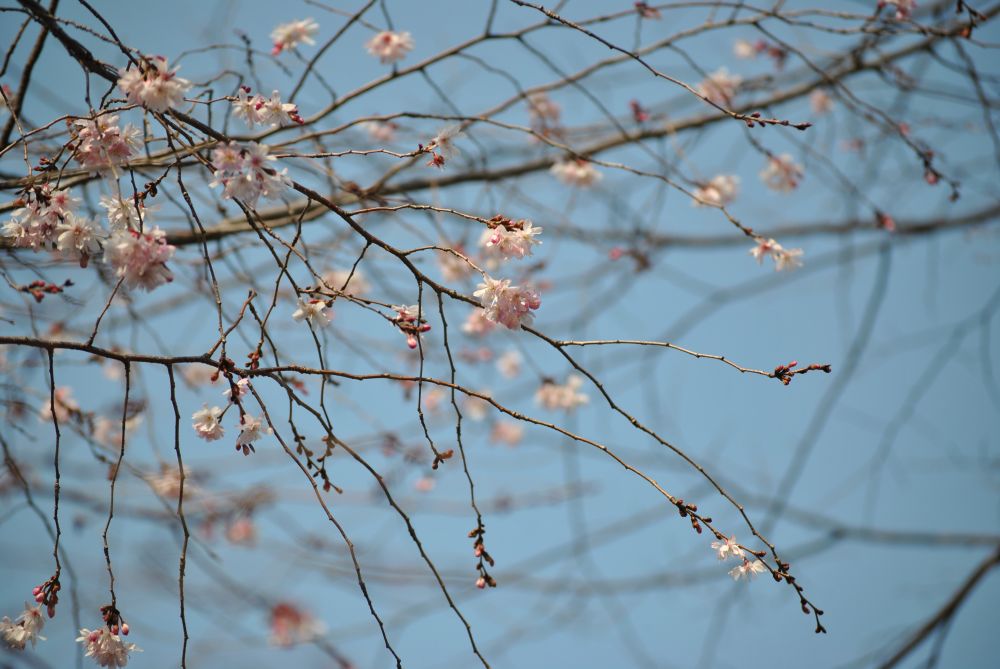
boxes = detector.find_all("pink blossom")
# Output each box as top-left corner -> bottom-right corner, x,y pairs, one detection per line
223,378 -> 250,401
479,219 -> 542,261
225,516 -> 257,545
236,414 -> 271,450
271,18 -> 319,55
192,405 -> 224,441
490,421 -> 524,447
710,535 -> 744,561
39,386 -> 78,423
473,275 -> 541,330
697,67 -> 741,106
496,350 -> 522,379
322,268 -> 370,296
71,115 -> 139,171
117,56 -> 191,112
692,175 -> 739,207
76,626 -> 140,667
749,237 -> 804,272
810,89 -> 834,115
527,92 -> 561,125
210,142 -> 291,207
365,30 -> 414,64
550,159 -> 602,188
269,603 -> 325,647
462,309 -> 497,337
535,375 -> 589,412
364,120 -> 398,142
729,558 -> 768,581
104,227 -> 175,291
1,603 -> 46,650
3,186 -> 79,250
759,154 -> 804,192
233,89 -> 302,128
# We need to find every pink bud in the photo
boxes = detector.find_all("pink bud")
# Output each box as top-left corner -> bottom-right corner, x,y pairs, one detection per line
35,593 -> 45,602
608,247 -> 624,260
32,586 -> 42,595
111,624 -> 119,635
407,335 -> 418,349
121,623 -> 130,636
475,577 -> 486,589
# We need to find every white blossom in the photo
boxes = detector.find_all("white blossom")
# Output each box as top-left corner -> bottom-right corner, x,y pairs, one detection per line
473,275 -> 541,330
535,375 -> 589,412
365,30 -> 414,64
550,159 -> 602,188
692,175 -> 739,207
711,535 -> 744,561
272,18 -> 319,54
77,626 -> 141,668
192,405 -> 224,441
117,56 -> 191,112
759,154 -> 804,192
1,603 -> 46,650
292,298 -> 332,327
697,67 -> 741,106
729,558 -> 768,581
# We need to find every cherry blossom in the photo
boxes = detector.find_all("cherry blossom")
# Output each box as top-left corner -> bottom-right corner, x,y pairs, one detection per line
697,67 -> 741,106
462,309 -> 497,337
39,386 -> 78,423
749,238 -> 804,272
3,186 -> 79,250
322,268 -> 370,297
271,18 -> 319,55
269,603 -> 325,647
223,378 -> 250,402
473,275 -> 541,330
810,89 -> 834,115
437,244 -> 474,282
70,115 -> 139,171
733,39 -> 757,59
425,125 -> 461,167
729,558 -> 768,581
232,88 -> 303,128
292,298 -> 332,327
225,516 -> 257,545
365,30 -> 414,64
535,375 -> 589,412
710,535 -> 744,561
479,218 -> 542,261
236,414 -> 272,452
759,154 -> 804,192
496,350 -> 522,379
56,213 -> 104,264
117,56 -> 191,112
147,464 -> 191,498
76,626 -> 141,667
462,393 -> 491,421
210,141 -> 291,207
880,0 -> 916,21
364,120 -> 398,142
104,227 -> 175,291
527,92 -> 561,125
692,175 -> 739,207
1,603 -> 45,650
99,195 -> 147,232
192,405 -> 225,441
490,420 -> 524,446
550,158 -> 602,188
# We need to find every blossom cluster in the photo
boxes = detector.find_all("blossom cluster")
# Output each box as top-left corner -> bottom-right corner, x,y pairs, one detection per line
117,56 -> 191,113
710,535 -> 767,581
232,88 -> 303,128
697,67 -> 741,106
473,275 -> 541,330
535,375 -> 589,412
759,154 -> 804,192
3,186 -> 79,251
210,141 -> 291,207
479,216 -> 543,261
77,626 -> 140,667
551,158 -> 602,188
70,115 -> 140,171
365,30 -> 414,64
692,174 -> 739,208
1,603 -> 45,651
271,18 -> 319,55
749,237 -> 804,271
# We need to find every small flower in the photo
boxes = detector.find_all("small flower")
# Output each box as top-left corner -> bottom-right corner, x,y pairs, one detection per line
76,626 -> 141,667
225,516 -> 257,545
364,120 -> 398,143
322,268 -> 370,297
104,227 -> 175,291
424,125 -> 461,168
210,141 -> 291,207
365,30 -> 414,64
733,39 -> 757,59
550,159 -> 602,188
462,393 -> 491,422
236,414 -> 272,453
473,275 -> 541,330
496,350 -> 522,379
99,195 -> 147,232
192,405 -> 224,441
748,238 -> 804,272
527,92 -> 561,125
535,375 -> 589,412
117,56 -> 191,113
729,558 -> 768,581
56,213 -> 105,263
269,603 -> 325,647
710,535 -> 744,561
697,67 -> 741,106
692,175 -> 739,207
292,298 -> 332,327
479,219 -> 542,261
271,18 -> 319,55
70,115 -> 140,171
759,154 -> 804,192
223,378 -> 250,402
258,90 -> 303,126
490,420 -> 524,446
810,89 -> 834,115
1,603 -> 46,650
879,0 -> 916,21
39,386 -> 78,423
462,309 -> 497,337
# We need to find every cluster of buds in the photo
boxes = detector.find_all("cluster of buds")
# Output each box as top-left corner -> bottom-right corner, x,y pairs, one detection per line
772,360 -> 833,386
99,605 -> 129,637
469,525 -> 497,590
18,279 -> 73,303
392,305 -> 431,349
675,499 -> 709,535
31,576 -> 60,619
875,210 -> 896,232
